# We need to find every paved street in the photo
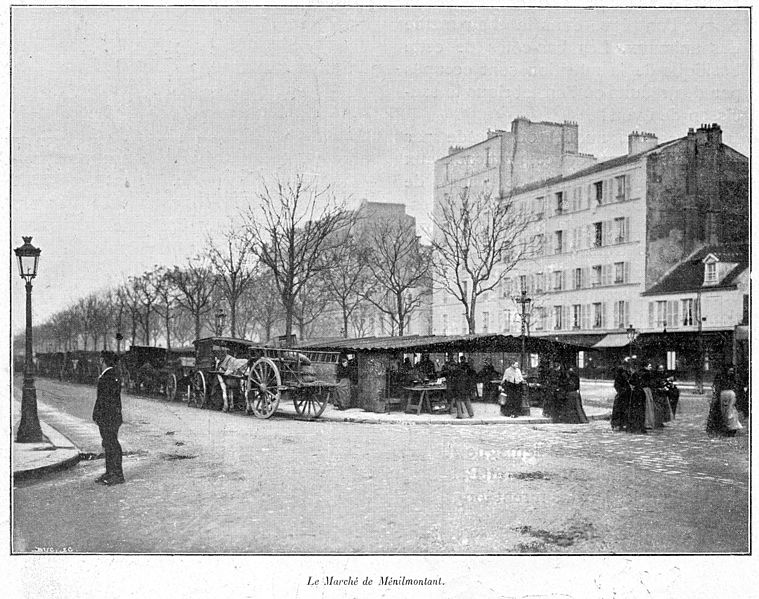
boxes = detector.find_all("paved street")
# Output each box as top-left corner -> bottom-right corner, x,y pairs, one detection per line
13,377 -> 748,554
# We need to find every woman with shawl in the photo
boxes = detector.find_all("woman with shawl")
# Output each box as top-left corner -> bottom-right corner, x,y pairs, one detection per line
499,361 -> 525,418
706,364 -> 743,437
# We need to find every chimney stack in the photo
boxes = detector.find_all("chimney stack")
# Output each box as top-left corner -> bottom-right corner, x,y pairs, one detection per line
628,130 -> 658,155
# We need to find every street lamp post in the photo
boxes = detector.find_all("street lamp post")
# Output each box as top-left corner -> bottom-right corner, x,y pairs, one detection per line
215,309 -> 227,337
14,236 -> 43,443
115,331 -> 123,356
626,324 -> 636,361
513,289 -> 532,416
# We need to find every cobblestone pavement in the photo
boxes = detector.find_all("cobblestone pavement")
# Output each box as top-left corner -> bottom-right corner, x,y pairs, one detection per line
13,378 -> 748,554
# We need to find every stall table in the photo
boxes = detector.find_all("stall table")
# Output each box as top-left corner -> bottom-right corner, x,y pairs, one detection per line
403,384 -> 448,415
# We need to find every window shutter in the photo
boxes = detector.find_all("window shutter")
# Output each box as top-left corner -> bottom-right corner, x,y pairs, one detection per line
563,306 -> 570,330
602,220 -> 611,246
613,301 -> 620,329
602,264 -> 611,286
624,217 -> 631,242
583,304 -> 591,330
648,302 -> 654,328
672,300 -> 679,329
625,174 -> 631,201
624,262 -> 630,283
601,302 -> 607,328
605,179 -> 613,204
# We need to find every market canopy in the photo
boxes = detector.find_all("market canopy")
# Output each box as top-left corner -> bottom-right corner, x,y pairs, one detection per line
298,333 -> 594,355
592,333 -> 632,348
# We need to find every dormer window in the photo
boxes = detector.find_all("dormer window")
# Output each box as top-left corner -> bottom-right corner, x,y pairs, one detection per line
705,262 -> 717,283
703,253 -> 719,286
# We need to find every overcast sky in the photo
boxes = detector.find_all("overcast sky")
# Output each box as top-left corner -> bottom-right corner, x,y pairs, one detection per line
9,6 -> 750,335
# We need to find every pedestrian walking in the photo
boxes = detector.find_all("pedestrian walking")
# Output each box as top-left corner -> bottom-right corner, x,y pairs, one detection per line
706,364 -> 743,437
664,376 -> 680,418
499,361 -> 524,418
92,350 -> 125,485
455,356 -> 475,419
611,357 -> 632,431
561,365 -> 588,424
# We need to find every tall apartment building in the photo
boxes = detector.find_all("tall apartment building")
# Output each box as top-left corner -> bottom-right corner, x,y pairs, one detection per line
432,121 -> 748,378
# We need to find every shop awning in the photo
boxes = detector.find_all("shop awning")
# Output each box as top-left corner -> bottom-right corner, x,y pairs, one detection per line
593,333 -> 632,348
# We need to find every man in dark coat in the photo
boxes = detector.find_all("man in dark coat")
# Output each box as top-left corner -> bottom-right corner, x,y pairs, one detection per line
93,351 -> 125,485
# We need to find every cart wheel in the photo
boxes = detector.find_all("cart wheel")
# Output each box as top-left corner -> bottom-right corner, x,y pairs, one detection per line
293,386 -> 331,420
247,357 -> 281,419
189,371 -> 207,408
166,373 -> 178,401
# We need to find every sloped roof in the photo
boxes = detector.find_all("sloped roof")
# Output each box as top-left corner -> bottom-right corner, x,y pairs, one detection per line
510,138 -> 683,196
298,333 -> 593,354
643,244 -> 748,295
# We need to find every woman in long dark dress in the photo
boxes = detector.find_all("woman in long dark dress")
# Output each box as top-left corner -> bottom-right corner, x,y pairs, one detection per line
499,361 -> 524,417
611,359 -> 632,431
651,365 -> 674,427
543,363 -> 563,420
627,369 -> 648,434
562,366 -> 588,423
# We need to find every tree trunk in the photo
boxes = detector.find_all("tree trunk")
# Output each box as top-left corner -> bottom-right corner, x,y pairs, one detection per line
165,312 -> 172,350
230,303 -> 237,338
194,313 -> 201,343
397,294 -> 405,336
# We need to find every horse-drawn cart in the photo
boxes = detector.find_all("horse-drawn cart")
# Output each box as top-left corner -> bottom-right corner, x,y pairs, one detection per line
164,346 -> 196,402
120,345 -> 168,394
188,336 -> 341,420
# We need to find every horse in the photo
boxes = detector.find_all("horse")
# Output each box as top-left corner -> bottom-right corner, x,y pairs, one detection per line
214,355 -> 251,412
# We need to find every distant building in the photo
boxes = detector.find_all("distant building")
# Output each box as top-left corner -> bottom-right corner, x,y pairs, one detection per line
432,121 -> 748,379
308,200 -> 433,340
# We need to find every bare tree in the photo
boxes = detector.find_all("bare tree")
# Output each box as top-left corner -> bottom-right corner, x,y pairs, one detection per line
244,175 -> 355,340
320,237 -> 374,338
237,271 -> 283,343
167,257 -> 217,342
117,283 -> 142,347
292,275 -> 334,341
363,218 -> 431,336
207,227 -> 258,338
152,266 -> 179,349
349,303 -> 374,338
430,187 -> 533,334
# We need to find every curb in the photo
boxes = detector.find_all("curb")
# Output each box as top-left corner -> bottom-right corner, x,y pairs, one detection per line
13,451 -> 81,481
13,421 -> 82,481
316,409 -> 612,426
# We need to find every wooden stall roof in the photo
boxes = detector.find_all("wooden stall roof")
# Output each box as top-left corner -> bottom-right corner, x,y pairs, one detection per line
298,333 -> 594,354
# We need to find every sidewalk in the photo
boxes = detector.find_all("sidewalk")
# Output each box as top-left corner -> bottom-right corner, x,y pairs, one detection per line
309,400 -> 611,425
12,411 -> 81,481
13,387 -> 613,479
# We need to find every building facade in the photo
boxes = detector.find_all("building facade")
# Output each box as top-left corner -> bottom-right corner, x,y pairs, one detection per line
432,121 -> 748,379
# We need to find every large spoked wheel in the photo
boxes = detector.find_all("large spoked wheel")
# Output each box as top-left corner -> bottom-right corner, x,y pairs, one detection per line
247,358 -> 281,419
189,371 -> 207,408
293,386 -> 331,420
166,373 -> 178,401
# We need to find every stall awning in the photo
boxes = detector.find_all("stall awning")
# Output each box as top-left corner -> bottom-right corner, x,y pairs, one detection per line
593,333 -> 632,348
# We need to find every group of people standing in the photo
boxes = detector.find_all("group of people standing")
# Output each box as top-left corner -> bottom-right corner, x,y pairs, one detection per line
611,358 -> 680,433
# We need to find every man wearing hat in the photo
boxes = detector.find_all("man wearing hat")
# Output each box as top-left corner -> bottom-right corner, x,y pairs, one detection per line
92,351 -> 125,485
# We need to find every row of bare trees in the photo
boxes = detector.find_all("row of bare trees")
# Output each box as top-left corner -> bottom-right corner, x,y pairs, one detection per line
24,175 -> 532,354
